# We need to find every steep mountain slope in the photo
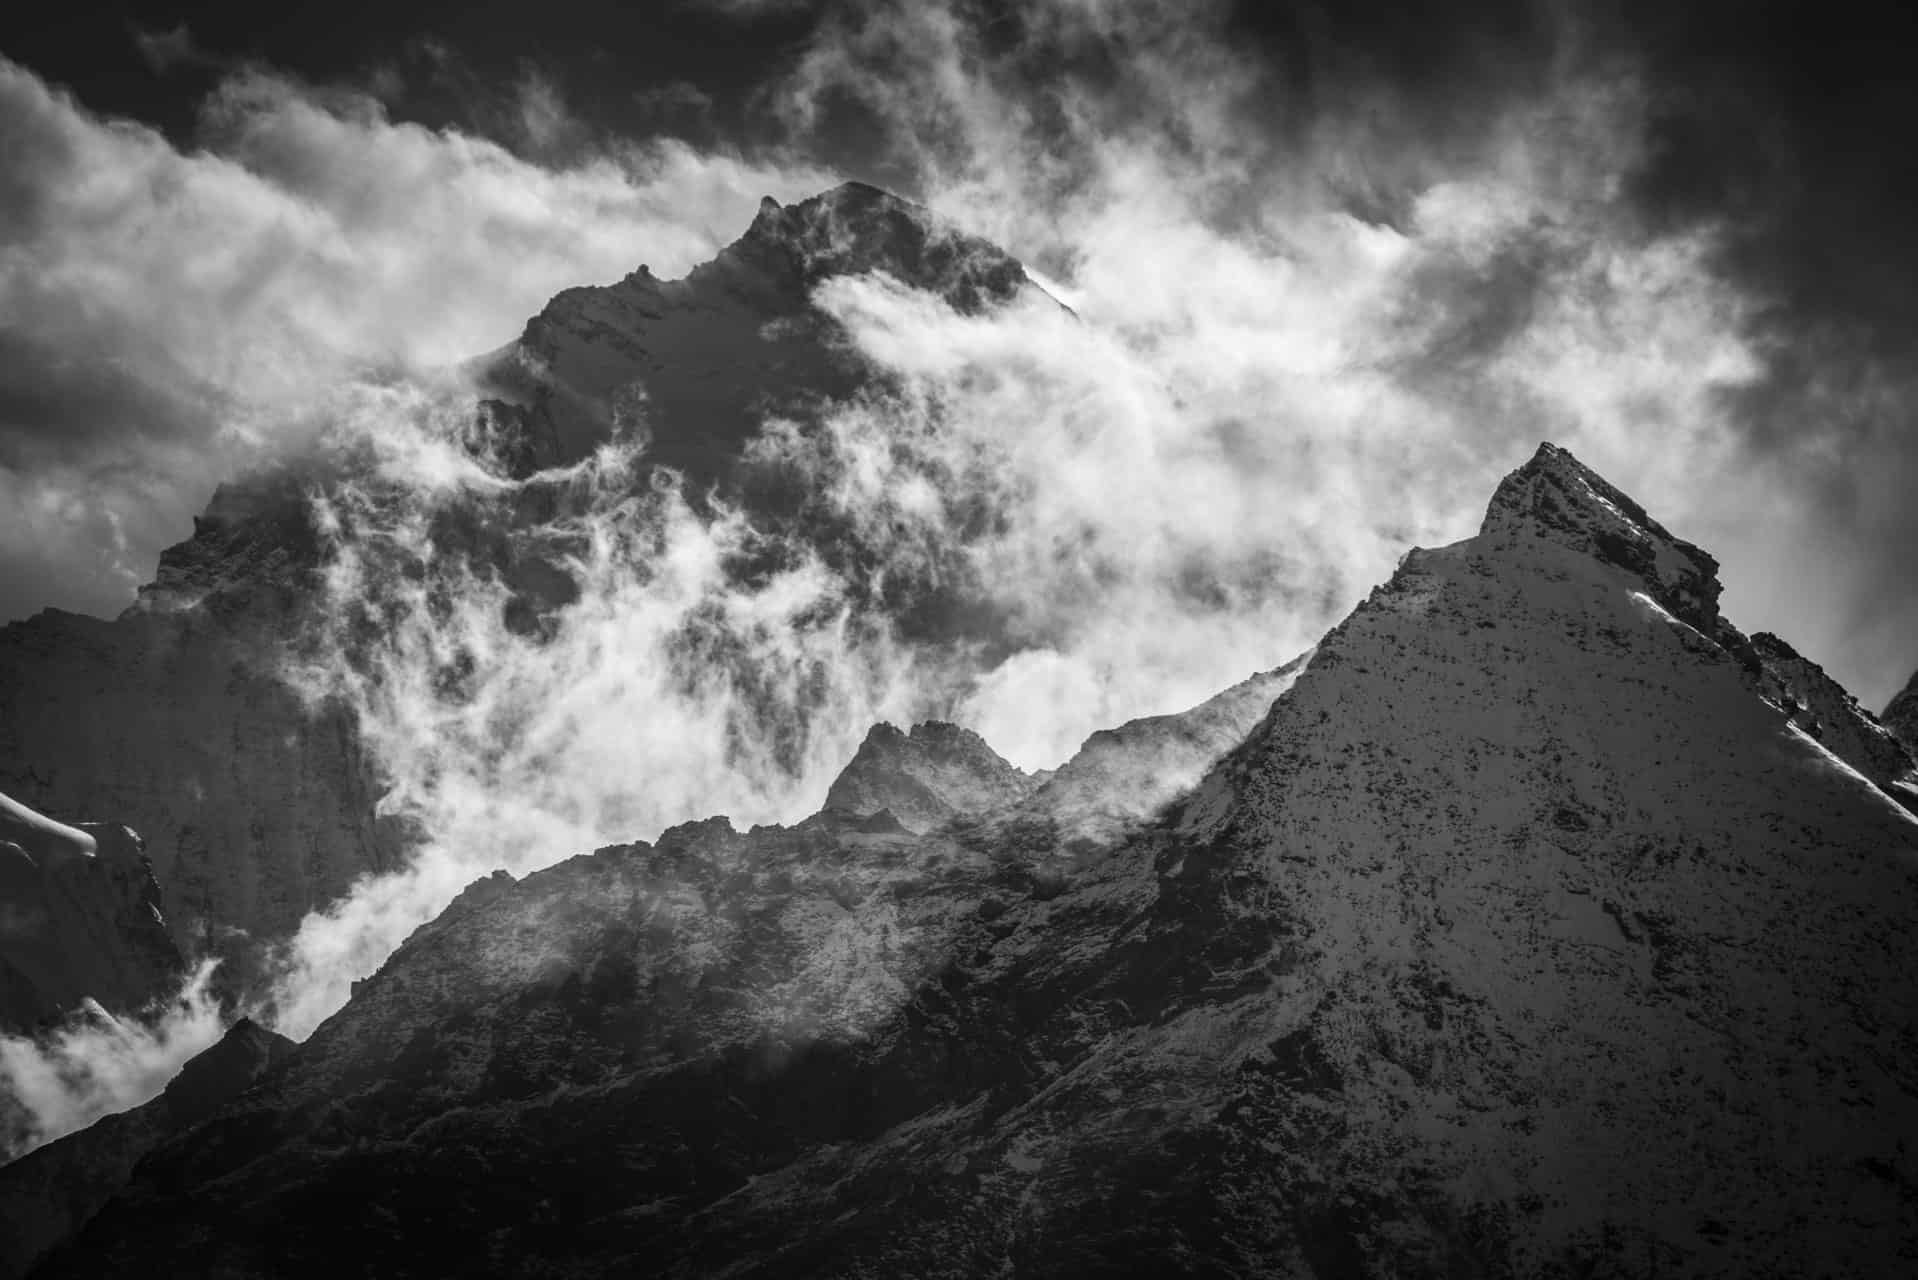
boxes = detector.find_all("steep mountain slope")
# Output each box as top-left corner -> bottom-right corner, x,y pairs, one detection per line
1750,631 -> 1918,808
39,444 -> 1918,1277
1016,658 -> 1310,846
0,658 -> 1293,1261
0,1017 -> 291,1278
0,792 -> 183,1033
1885,668 -> 1918,753
0,605 -> 398,988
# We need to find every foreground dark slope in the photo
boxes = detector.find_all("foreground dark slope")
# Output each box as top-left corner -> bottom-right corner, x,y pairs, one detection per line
40,445 -> 1918,1277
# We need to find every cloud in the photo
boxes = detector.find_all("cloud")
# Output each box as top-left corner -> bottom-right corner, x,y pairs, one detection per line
688,0 -> 821,18
264,390 -> 926,1038
719,0 -> 1773,760
634,79 -> 716,124
129,23 -> 215,76
0,54 -> 831,625
0,960 -> 223,1159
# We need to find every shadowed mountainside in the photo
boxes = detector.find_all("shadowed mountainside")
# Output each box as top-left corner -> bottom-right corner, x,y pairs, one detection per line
0,792 -> 182,1035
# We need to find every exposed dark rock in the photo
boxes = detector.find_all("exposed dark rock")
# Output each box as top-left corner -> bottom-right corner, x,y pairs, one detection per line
1751,631 -> 1918,810
820,721 -> 1034,832
1886,668 -> 1918,753
0,792 -> 183,1034
0,607 -> 402,994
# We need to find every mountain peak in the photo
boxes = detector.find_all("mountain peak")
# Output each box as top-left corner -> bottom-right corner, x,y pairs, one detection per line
1481,441 -> 1726,639
717,181 -> 1028,314
820,719 -> 1033,832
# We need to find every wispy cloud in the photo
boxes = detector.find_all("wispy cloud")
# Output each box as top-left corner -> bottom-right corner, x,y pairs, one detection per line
0,961 -> 223,1159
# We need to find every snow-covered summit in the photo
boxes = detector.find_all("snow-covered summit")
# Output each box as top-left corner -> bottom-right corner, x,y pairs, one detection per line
1480,441 -> 1730,643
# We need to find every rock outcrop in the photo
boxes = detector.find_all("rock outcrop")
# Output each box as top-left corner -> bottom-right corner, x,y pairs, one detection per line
473,181 -> 1034,479
0,607 -> 401,991
1885,668 -> 1918,753
35,444 -> 1918,1277
0,792 -> 183,1033
1751,631 -> 1918,809
820,721 -> 1034,832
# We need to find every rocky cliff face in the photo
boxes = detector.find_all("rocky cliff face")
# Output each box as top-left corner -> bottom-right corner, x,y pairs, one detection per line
1750,631 -> 1918,809
475,181 -> 1031,481
820,721 -> 1034,832
33,444 -> 1918,1277
1885,669 -> 1918,753
0,605 -> 400,990
0,792 -> 183,1033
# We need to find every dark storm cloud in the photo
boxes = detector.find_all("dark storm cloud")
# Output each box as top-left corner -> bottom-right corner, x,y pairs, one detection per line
1598,0 -> 1918,706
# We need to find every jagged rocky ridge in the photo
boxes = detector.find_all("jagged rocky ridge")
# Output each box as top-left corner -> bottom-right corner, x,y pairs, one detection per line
0,182 -> 1043,1014
1750,632 -> 1918,808
1885,668 -> 1918,754
27,445 -> 1918,1277
3,651 -> 1280,1270
820,721 -> 1036,833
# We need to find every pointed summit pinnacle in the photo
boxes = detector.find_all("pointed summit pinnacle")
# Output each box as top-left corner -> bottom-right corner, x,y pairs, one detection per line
1481,442 -> 1728,641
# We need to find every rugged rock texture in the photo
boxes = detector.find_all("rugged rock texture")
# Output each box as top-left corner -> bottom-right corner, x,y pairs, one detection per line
1018,658 -> 1311,847
1885,669 -> 1918,753
1751,631 -> 1918,808
0,606 -> 401,986
35,444 -> 1918,1277
0,792 -> 183,1033
820,721 -> 1034,832
0,1017 -> 291,1277
474,181 -> 1033,480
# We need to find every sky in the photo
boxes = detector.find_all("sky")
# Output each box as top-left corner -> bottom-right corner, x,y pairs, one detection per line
2,0 -> 1916,717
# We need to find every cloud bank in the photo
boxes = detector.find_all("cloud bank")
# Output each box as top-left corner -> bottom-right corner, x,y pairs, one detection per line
0,54 -> 829,623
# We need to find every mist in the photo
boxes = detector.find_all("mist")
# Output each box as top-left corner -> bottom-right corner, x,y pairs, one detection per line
0,960 -> 222,1160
